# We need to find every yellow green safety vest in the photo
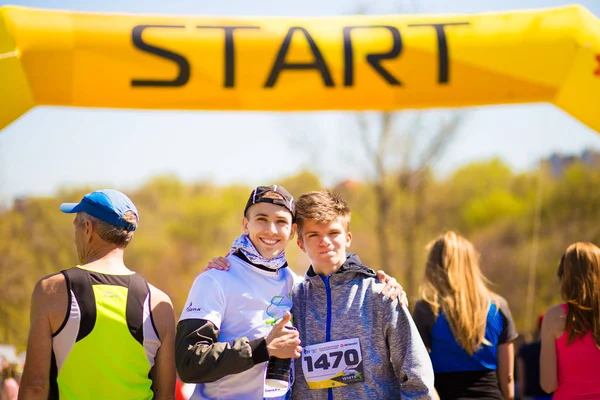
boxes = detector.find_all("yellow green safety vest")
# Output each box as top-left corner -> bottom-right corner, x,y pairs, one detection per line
50,266 -> 160,399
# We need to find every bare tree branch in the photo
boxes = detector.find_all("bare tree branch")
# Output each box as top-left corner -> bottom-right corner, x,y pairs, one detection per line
356,112 -> 376,162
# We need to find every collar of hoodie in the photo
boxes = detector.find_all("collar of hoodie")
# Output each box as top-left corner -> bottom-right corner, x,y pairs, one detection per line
305,253 -> 376,286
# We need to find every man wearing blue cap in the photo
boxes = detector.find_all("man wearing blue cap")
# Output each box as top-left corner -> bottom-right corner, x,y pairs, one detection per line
19,189 -> 176,400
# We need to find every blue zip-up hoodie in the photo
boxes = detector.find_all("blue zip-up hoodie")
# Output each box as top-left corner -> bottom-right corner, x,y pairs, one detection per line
291,253 -> 435,399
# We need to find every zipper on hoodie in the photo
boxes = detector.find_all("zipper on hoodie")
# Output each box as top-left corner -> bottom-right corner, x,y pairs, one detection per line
320,274 -> 333,400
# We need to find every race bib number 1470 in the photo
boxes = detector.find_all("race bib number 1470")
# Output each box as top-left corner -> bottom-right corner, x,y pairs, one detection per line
301,338 -> 364,389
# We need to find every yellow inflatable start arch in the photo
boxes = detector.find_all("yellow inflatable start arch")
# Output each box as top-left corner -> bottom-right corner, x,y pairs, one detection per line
0,5 -> 599,132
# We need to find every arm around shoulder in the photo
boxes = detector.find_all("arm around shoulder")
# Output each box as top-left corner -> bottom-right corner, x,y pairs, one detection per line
148,285 -> 176,400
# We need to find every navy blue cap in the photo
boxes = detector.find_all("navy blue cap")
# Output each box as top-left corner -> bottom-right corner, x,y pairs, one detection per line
60,189 -> 139,231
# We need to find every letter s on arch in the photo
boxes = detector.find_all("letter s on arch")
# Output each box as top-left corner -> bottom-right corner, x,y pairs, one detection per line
131,25 -> 190,87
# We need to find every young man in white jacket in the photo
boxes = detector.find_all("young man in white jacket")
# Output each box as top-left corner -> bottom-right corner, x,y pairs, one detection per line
176,185 -> 301,400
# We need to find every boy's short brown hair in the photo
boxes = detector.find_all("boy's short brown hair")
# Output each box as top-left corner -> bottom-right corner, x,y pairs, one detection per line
295,191 -> 351,236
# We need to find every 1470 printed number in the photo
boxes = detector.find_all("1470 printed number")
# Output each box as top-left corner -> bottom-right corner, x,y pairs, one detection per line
303,349 -> 359,372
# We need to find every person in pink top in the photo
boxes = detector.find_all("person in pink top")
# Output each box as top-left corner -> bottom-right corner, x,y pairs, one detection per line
540,242 -> 600,399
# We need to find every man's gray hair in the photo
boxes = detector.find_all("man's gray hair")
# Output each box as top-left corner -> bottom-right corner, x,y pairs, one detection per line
79,211 -> 137,247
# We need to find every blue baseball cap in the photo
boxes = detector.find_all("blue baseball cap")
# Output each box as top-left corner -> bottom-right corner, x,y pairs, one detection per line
60,189 -> 139,231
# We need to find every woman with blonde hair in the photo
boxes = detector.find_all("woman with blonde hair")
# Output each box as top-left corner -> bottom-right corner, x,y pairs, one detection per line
540,242 -> 600,398
413,231 -> 518,399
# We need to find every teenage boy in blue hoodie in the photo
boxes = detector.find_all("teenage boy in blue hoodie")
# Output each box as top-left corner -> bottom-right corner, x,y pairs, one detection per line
291,190 -> 435,399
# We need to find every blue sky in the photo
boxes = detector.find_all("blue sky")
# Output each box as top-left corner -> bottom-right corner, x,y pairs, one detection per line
0,0 -> 599,204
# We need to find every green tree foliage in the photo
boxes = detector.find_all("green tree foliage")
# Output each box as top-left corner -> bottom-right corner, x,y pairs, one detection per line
2,161 -> 600,348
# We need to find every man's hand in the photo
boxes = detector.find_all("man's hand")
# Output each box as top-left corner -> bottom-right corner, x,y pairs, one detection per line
202,256 -> 230,273
265,312 -> 302,359
376,270 -> 408,307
